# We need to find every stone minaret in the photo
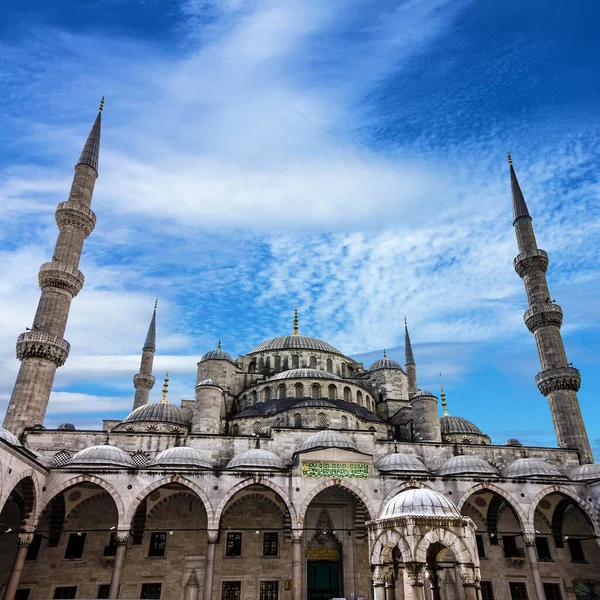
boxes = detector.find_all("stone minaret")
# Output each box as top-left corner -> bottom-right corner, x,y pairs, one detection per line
509,153 -> 592,462
133,301 -> 157,410
3,100 -> 103,436
404,317 -> 417,397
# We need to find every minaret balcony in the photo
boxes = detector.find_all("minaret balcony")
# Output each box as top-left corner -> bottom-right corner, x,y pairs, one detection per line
523,303 -> 563,333
38,262 -> 85,297
55,200 -> 97,237
536,366 -> 581,395
16,331 -> 70,366
133,373 -> 156,391
513,248 -> 548,278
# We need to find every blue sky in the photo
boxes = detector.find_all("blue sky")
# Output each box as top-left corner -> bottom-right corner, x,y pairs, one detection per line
1,0 -> 599,456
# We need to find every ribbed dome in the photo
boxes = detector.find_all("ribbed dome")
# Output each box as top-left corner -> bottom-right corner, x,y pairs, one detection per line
370,358 -> 403,370
0,427 -> 20,446
571,463 -> 600,482
249,336 -> 341,355
440,415 -> 482,435
382,488 -> 461,519
123,403 -> 190,426
505,438 -> 523,446
503,458 -> 564,479
200,348 -> 234,362
376,453 -> 430,475
226,448 -> 287,470
298,430 -> 358,453
292,399 -> 338,409
58,423 -> 76,431
198,379 -> 219,387
151,446 -> 212,469
269,368 -> 341,381
69,445 -> 136,468
437,455 -> 498,477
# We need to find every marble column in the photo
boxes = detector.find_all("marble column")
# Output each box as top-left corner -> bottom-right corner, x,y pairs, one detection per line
525,541 -> 545,600
108,535 -> 129,599
185,571 -> 199,600
385,573 -> 397,600
405,564 -> 426,600
292,533 -> 303,600
3,533 -> 33,600
202,532 -> 218,600
457,566 -> 480,600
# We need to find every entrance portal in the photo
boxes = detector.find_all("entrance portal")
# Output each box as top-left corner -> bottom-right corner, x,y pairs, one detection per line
307,558 -> 341,600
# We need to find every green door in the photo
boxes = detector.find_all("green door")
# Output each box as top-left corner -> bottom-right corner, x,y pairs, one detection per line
307,560 -> 341,600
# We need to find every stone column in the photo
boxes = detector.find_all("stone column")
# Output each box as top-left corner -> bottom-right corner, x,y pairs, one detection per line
373,571 -> 386,600
292,533 -> 303,600
405,564 -> 426,600
454,568 -> 466,600
525,540 -> 544,600
108,535 -> 129,599
385,572 -> 397,600
3,533 -> 33,600
202,532 -> 218,600
457,566 -> 480,600
185,571 -> 200,600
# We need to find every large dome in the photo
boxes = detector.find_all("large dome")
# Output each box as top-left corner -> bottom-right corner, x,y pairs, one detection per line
297,430 -> 358,453
123,403 -> 190,426
437,455 -> 498,477
248,336 -> 342,355
381,488 -> 461,519
376,453 -> 430,475
151,446 -> 212,469
268,368 -> 341,381
0,427 -> 20,446
503,458 -> 564,479
440,415 -> 482,435
69,445 -> 136,468
226,448 -> 287,470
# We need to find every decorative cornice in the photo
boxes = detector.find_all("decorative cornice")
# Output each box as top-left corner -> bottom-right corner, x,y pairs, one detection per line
16,331 -> 70,366
55,201 -> 97,237
523,303 -> 563,333
38,261 -> 85,297
536,366 -> 581,395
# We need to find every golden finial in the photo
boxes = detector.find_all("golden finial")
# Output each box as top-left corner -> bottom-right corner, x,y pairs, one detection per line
292,309 -> 299,336
383,349 -> 387,359
99,96 -> 105,112
507,152 -> 512,165
440,385 -> 448,416
160,371 -> 169,403
217,340 -> 221,351
154,298 -> 158,310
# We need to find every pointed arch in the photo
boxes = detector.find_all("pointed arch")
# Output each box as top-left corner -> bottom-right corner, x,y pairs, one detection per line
0,471 -> 40,528
414,527 -> 475,564
371,528 -> 411,564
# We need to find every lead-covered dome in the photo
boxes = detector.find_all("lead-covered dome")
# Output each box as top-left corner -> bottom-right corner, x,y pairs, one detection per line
268,368 -> 341,381
503,458 -> 564,479
571,463 -> 600,482
297,430 -> 358,453
151,446 -> 212,469
248,336 -> 342,355
0,427 -> 20,446
437,455 -> 498,477
123,403 -> 190,426
370,358 -> 403,370
226,448 -> 287,470
376,453 -> 430,475
69,445 -> 136,468
200,347 -> 234,363
440,415 -> 482,435
382,488 -> 461,519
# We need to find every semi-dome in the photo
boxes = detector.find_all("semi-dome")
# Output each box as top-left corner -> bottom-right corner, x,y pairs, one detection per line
505,438 -> 523,446
248,336 -> 342,355
268,368 -> 341,381
297,430 -> 358,453
0,427 -> 20,446
503,458 -> 564,479
123,402 -> 190,426
292,399 -> 338,409
370,358 -> 403,371
151,446 -> 212,469
381,488 -> 461,519
69,445 -> 136,468
226,448 -> 287,470
571,463 -> 600,482
200,347 -> 234,363
440,415 -> 482,435
437,455 -> 498,477
376,453 -> 430,475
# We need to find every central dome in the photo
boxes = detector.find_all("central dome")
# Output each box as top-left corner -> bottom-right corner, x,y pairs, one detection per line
381,488 -> 461,519
440,415 -> 482,435
248,335 -> 342,355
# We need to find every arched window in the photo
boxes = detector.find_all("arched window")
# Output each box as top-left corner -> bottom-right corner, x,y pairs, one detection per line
326,358 -> 333,372
295,382 -> 304,399
231,424 -> 239,435
274,418 -> 281,427
343,387 -> 351,402
317,413 -> 328,429
357,390 -> 363,406
294,413 -> 302,428
263,387 -> 271,402
51,450 -> 71,467
258,358 -> 264,372
312,383 -> 321,399
251,390 -> 258,404
274,355 -> 281,370
283,357 -> 289,370
461,437 -> 472,445
341,363 -> 347,377
253,421 -> 262,434
242,395 -> 248,408
292,354 -> 300,369
248,361 -> 256,374
340,415 -> 348,429
278,384 -> 286,400
368,426 -> 376,432
265,357 -> 271,370
328,384 -> 337,400
310,356 -> 317,368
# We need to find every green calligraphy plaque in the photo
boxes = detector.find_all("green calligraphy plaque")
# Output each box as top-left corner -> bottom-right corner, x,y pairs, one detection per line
302,462 -> 369,478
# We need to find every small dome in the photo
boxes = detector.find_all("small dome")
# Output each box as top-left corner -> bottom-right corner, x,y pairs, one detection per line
58,423 -> 76,431
151,446 -> 212,469
437,455 -> 498,477
200,347 -> 234,362
123,403 -> 190,427
69,445 -> 136,468
268,368 -> 341,381
370,358 -> 403,371
198,379 -> 219,387
376,453 -> 430,475
0,427 -> 21,446
571,463 -> 600,482
382,488 -> 461,519
505,438 -> 523,446
226,448 -> 287,470
297,430 -> 358,453
413,390 -> 436,398
503,458 -> 564,479
440,415 -> 482,435
248,336 -> 342,355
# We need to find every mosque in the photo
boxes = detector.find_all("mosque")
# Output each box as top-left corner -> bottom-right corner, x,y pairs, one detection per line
1,102 -> 599,600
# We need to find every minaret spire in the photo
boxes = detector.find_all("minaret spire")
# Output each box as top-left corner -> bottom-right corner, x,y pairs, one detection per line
133,301 -> 158,411
404,316 -> 417,397
510,154 -> 592,462
292,309 -> 299,336
160,371 -> 169,404
3,101 -> 102,435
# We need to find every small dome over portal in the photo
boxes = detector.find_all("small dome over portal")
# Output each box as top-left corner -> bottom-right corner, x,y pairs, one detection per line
437,455 -> 498,477
226,448 -> 287,470
381,488 -> 461,519
297,430 -> 358,453
69,445 -> 136,468
503,458 -> 564,479
151,446 -> 212,469
376,453 -> 430,475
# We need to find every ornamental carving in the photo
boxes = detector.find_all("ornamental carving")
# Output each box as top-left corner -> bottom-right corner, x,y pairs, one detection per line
18,533 -> 34,547
301,462 -> 369,478
55,201 -> 97,237
523,303 -> 563,333
536,366 -> 581,395
306,547 -> 339,561
133,373 -> 156,390
16,331 -> 70,366
38,261 -> 85,297
513,248 -> 548,278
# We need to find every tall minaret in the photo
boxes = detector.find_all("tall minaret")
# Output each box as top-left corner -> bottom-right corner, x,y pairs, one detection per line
132,301 -> 157,410
3,100 -> 104,436
509,153 -> 592,462
405,316 -> 417,397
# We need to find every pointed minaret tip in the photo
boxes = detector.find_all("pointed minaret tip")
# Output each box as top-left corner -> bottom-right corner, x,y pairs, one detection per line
507,151 -> 512,165
404,317 -> 415,366
217,339 -> 222,351
77,100 -> 103,172
440,385 -> 448,416
99,96 -> 105,112
508,152 -> 531,225
383,349 -> 387,359
143,302 -> 157,352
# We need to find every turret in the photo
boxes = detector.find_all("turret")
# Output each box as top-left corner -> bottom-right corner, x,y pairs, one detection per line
132,301 -> 157,410
3,99 -> 103,435
509,153 -> 592,462
404,317 -> 417,397
192,379 -> 226,434
411,390 -> 441,442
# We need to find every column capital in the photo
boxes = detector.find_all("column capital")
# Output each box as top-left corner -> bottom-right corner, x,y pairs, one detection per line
115,533 -> 129,546
291,530 -> 303,544
207,529 -> 219,544
404,562 -> 426,586
17,533 -> 34,547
